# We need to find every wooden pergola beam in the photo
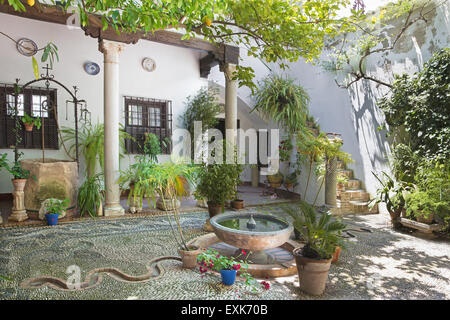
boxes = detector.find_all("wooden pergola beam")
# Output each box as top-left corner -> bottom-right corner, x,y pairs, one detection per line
0,2 -> 239,68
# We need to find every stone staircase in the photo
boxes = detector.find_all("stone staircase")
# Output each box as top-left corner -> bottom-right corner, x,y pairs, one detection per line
331,160 -> 378,215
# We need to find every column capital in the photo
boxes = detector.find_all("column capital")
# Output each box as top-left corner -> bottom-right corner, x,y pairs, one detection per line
220,63 -> 237,80
99,40 -> 126,63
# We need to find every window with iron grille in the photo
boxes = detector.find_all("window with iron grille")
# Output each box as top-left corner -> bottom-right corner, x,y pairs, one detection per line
0,83 -> 58,149
124,96 -> 172,154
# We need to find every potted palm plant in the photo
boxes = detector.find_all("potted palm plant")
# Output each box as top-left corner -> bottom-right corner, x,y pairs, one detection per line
370,171 -> 413,227
22,113 -> 41,132
44,198 -> 69,226
282,201 -> 346,295
119,160 -> 199,268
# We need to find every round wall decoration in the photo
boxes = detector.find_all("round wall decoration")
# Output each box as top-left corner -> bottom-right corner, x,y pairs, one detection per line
84,62 -> 100,75
142,58 -> 156,72
16,38 -> 38,57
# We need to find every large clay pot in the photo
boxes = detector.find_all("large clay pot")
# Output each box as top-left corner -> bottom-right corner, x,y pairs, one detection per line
331,246 -> 341,264
156,198 -> 181,211
207,201 -> 223,218
178,246 -> 202,269
24,123 -> 34,132
389,207 -> 403,228
231,199 -> 244,210
293,248 -> 332,296
416,212 -> 434,224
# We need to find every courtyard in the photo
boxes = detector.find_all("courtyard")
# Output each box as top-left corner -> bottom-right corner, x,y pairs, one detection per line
0,0 -> 449,305
1,203 -> 449,300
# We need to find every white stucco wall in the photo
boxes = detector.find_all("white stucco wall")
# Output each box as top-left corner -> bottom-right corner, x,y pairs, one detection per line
0,13 -> 210,193
209,1 -> 449,207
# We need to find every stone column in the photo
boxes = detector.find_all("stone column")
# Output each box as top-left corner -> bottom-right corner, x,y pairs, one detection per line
251,166 -> 259,187
223,63 -> 238,146
99,40 -> 126,216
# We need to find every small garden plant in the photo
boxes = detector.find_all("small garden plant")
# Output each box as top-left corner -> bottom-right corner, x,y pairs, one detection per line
45,198 -> 69,215
21,113 -> 41,130
197,249 -> 270,293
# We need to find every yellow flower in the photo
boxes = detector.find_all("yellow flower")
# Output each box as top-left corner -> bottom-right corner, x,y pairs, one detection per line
27,0 -> 35,6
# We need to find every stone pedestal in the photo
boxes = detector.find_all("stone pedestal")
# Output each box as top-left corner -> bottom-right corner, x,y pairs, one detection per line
9,179 -> 28,222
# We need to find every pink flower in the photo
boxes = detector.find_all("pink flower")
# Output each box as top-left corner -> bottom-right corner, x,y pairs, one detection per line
242,250 -> 246,255
261,281 -> 270,290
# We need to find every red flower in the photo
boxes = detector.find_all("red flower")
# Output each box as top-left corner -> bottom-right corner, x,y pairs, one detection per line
261,281 -> 270,290
242,250 -> 246,255
232,264 -> 241,271
199,267 -> 208,274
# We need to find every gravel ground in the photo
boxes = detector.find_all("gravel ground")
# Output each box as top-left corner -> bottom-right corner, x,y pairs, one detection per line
0,204 -> 448,300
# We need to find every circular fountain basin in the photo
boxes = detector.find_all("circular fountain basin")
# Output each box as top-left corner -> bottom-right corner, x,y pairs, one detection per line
210,212 -> 293,251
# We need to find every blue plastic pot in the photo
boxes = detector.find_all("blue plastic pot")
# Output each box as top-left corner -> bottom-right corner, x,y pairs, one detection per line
45,213 -> 59,226
220,269 -> 237,286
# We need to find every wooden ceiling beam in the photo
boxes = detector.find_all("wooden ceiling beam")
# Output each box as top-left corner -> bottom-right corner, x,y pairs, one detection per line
0,2 -> 239,75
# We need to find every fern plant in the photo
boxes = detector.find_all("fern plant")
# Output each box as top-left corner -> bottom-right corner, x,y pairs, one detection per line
251,74 -> 310,133
282,201 -> 346,260
61,123 -> 132,178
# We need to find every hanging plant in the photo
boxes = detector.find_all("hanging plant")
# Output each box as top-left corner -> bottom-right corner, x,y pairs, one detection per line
251,74 -> 310,133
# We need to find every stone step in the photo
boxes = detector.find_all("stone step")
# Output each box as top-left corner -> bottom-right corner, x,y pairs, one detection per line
330,199 -> 378,215
345,179 -> 361,190
349,200 -> 378,214
338,169 -> 353,179
339,189 -> 370,202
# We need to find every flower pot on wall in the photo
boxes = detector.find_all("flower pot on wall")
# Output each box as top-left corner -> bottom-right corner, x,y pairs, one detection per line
24,123 -> 34,132
178,246 -> 202,269
293,248 -> 332,296
220,269 -> 237,286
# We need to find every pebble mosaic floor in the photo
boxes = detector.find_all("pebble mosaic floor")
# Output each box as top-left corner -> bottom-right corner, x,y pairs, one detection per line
0,205 -> 449,300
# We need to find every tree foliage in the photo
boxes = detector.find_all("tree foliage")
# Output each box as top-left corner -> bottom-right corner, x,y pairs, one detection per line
377,48 -> 450,162
4,0 -> 364,89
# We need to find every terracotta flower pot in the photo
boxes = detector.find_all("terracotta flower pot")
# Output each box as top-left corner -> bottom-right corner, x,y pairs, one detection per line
416,212 -> 434,224
178,246 -> 202,269
331,246 -> 341,263
24,123 -> 34,132
231,199 -> 244,210
293,248 -> 332,296
284,183 -> 294,189
11,178 -> 27,192
269,182 -> 282,188
156,198 -> 180,211
207,201 -> 223,218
